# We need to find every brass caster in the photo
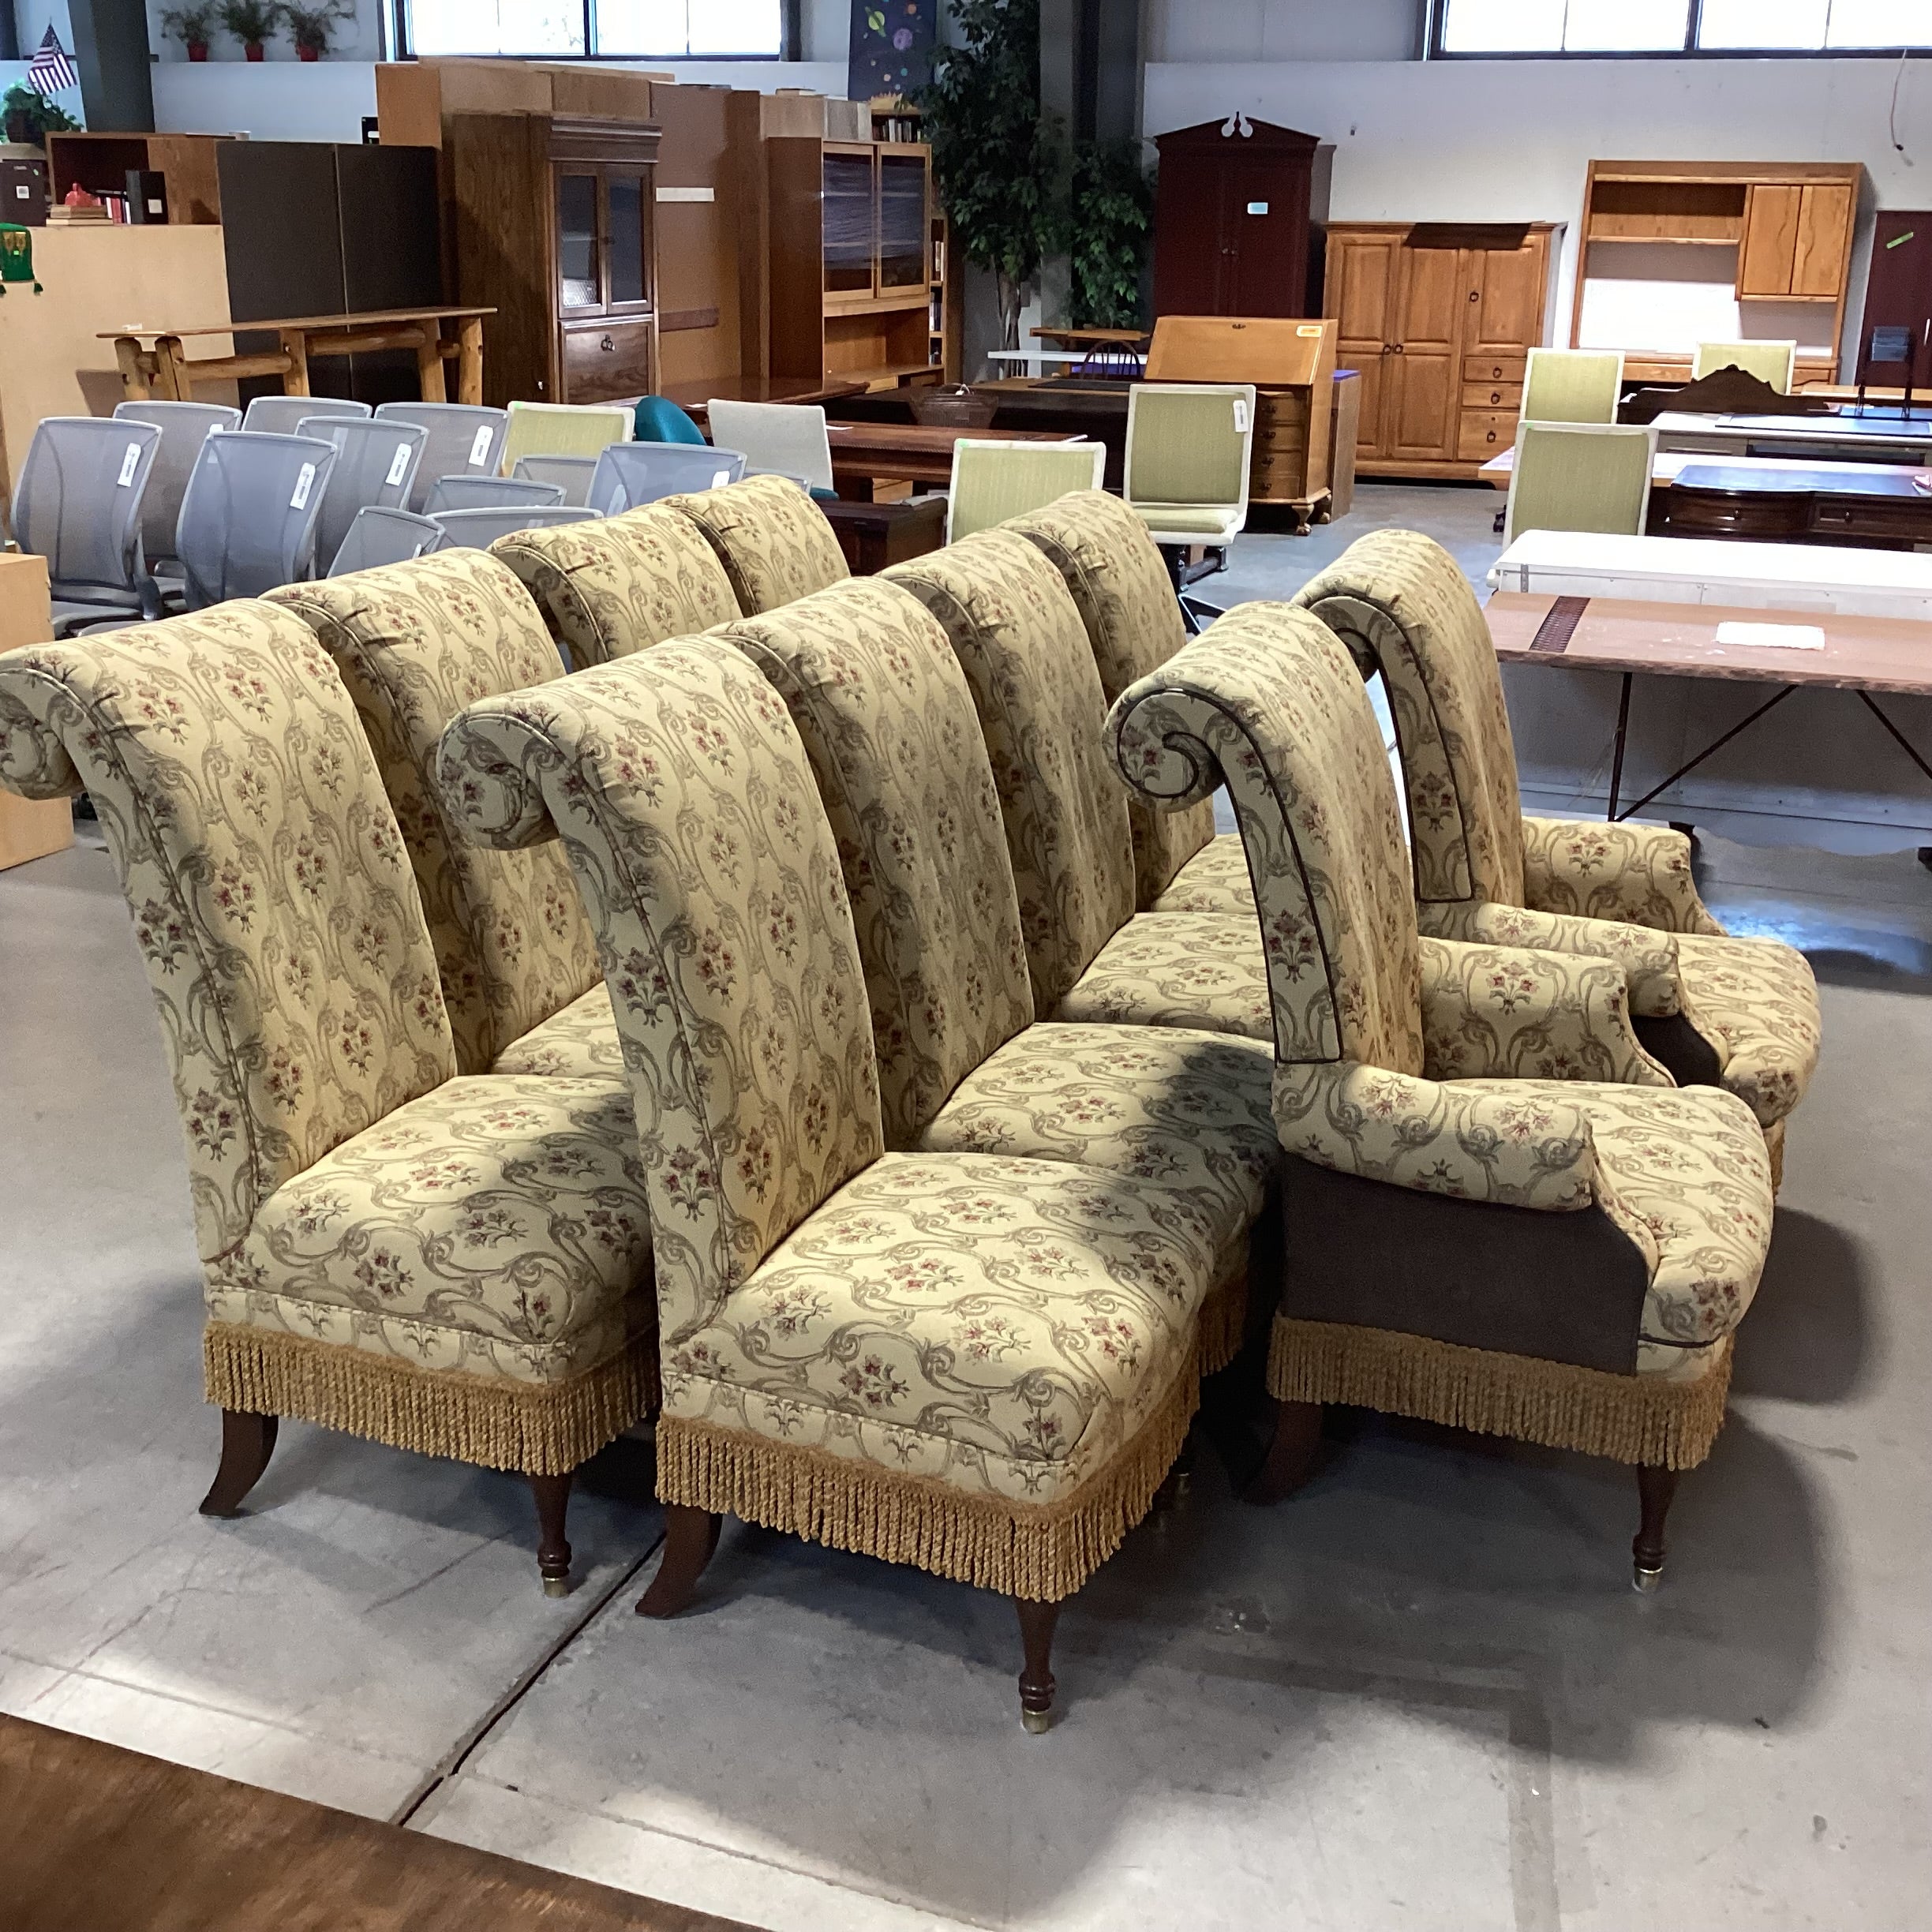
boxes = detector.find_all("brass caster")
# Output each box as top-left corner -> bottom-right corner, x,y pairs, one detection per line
1020,1703 -> 1053,1735
1632,1561 -> 1664,1595
541,1573 -> 571,1599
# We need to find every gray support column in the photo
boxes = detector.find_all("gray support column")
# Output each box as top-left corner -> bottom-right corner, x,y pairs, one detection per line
69,0 -> 155,133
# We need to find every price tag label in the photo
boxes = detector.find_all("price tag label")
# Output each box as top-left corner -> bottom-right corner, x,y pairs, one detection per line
468,425 -> 494,467
116,443 -> 143,488
384,443 -> 414,488
710,469 -> 733,489
1232,399 -> 1249,434
1246,201 -> 1270,215
290,462 -> 316,511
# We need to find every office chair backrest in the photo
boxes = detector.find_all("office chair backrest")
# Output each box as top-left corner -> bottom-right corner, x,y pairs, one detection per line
242,395 -> 370,437
511,454 -> 599,506
327,505 -> 446,578
174,431 -> 338,609
424,474 -> 567,515
373,402 -> 509,511
13,416 -> 163,597
301,416 -> 428,575
945,440 -> 1106,543
500,400 -> 631,474
1124,384 -> 1255,515
705,399 -> 835,493
1503,421 -> 1657,546
1520,349 -> 1624,425
632,395 -> 707,446
429,504 -> 601,549
112,400 -> 241,569
1692,339 -> 1797,395
587,440 -> 747,516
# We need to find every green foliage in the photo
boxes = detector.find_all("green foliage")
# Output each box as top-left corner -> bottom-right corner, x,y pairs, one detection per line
159,4 -> 221,43
1065,138 -> 1154,329
283,0 -> 350,52
218,0 -> 283,46
2,84 -> 80,136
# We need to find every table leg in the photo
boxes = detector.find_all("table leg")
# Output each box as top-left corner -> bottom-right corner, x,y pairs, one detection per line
1606,672 -> 1633,822
415,328 -> 448,403
154,336 -> 189,402
112,336 -> 152,402
456,316 -> 484,406
279,330 -> 312,398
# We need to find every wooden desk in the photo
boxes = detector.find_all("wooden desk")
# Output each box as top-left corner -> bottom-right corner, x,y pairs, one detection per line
105,306 -> 496,407
668,376 -> 868,413
0,554 -> 74,871
822,422 -> 1079,499
819,496 -> 948,574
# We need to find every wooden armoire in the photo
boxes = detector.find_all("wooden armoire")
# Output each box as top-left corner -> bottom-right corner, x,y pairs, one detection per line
1323,222 -> 1563,477
1152,118 -> 1331,320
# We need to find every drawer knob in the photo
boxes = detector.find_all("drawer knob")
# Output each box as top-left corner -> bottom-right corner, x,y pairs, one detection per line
601,335 -> 616,353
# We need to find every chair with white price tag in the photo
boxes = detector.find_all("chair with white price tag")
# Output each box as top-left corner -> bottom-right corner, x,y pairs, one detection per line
173,432 -> 339,610
298,416 -> 429,577
373,402 -> 510,511
9,416 -> 165,635
586,441 -> 748,516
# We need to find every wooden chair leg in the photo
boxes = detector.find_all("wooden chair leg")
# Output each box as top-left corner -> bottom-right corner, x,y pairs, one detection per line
528,1471 -> 574,1597
1242,1398 -> 1324,1504
1632,1464 -> 1681,1593
1016,1597 -> 1062,1735
198,1410 -> 279,1518
634,1504 -> 721,1619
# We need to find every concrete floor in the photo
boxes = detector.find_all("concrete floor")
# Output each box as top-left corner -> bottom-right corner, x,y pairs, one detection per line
2,482 -> 1928,1929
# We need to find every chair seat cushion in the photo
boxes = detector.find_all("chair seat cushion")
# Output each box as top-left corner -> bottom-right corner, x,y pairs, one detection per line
208,1075 -> 654,1385
1050,912 -> 1273,1041
1134,505 -> 1240,538
1673,931 -> 1820,1129
662,1151 -> 1221,1508
1150,830 -> 1256,915
490,983 -> 627,1079
917,1023 -> 1279,1301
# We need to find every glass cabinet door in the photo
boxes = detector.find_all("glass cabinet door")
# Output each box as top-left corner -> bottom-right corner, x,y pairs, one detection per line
556,169 -> 601,312
878,153 -> 929,293
823,149 -> 876,297
605,168 -> 652,313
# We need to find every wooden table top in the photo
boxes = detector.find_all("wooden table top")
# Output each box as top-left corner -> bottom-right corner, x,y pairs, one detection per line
1488,590 -> 1932,696
1032,327 -> 1149,346
668,376 -> 869,412
101,305 -> 495,342
826,422 -> 1076,455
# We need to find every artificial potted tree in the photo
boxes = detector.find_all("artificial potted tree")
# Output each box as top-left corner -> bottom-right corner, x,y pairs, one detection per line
284,0 -> 350,61
159,3 -> 219,61
2,83 -> 80,147
219,0 -> 283,61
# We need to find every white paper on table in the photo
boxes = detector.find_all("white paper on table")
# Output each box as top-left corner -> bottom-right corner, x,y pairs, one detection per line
1713,620 -> 1826,651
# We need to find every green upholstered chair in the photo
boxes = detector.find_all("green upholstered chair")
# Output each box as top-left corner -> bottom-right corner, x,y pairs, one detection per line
945,438 -> 1106,542
1123,382 -> 1256,632
1502,421 -> 1657,545
500,401 -> 631,474
1692,339 -> 1797,393
1521,347 -> 1624,424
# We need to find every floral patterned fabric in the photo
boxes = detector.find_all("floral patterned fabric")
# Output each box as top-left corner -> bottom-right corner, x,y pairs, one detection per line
1008,489 -> 1217,906
1675,932 -> 1822,1129
491,983 -> 626,1079
886,531 -> 1139,1013
0,607 -> 455,1264
1053,913 -> 1275,1040
266,552 -> 603,1079
489,502 -> 739,669
1419,897 -> 1688,1023
661,474 -> 850,616
208,1074 -> 653,1384
1151,831 -> 1256,915
716,578 -> 1035,1148
662,1151 -> 1216,1507
1522,815 -> 1724,937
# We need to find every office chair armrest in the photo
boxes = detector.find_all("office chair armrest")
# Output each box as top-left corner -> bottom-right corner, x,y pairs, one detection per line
137,574 -> 167,623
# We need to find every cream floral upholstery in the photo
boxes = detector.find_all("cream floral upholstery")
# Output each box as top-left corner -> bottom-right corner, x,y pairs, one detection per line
438,637 -> 1222,1599
1293,529 -> 1819,1144
884,530 -> 1268,1040
1147,832 -> 1255,916
489,502 -> 739,668
267,552 -> 612,1080
0,607 -> 655,1485
1105,600 -> 1774,1471
1009,489 -> 1219,907
662,474 -> 850,616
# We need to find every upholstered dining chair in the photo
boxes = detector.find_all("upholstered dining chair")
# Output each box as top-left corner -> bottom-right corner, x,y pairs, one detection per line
1503,421 -> 1657,545
661,473 -> 851,616
438,636 -> 1232,1729
1520,347 -> 1625,425
0,604 -> 656,1592
1692,339 -> 1797,394
945,439 -> 1106,542
1105,602 -> 1776,1589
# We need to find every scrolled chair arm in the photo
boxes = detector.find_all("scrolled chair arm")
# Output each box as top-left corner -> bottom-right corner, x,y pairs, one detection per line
1420,896 -> 1688,1022
1417,934 -> 1673,1088
1521,814 -> 1726,938
436,690 -> 578,852
0,657 -> 86,801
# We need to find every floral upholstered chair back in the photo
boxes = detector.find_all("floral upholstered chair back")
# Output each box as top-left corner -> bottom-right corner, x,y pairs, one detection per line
267,549 -> 601,1076
1009,489 -> 1218,908
1292,529 -> 1526,912
1105,603 -> 1425,1077
0,605 -> 455,1264
436,637 -> 885,1341
489,501 -> 740,669
661,474 -> 851,617
885,530 -> 1138,1014
719,576 -> 1035,1148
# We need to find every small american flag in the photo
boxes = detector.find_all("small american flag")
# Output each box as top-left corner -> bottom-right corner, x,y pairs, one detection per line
26,27 -> 80,98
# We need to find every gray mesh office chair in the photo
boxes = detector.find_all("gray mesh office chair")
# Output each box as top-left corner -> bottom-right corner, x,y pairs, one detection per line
112,400 -> 240,593
12,417 -> 164,634
241,395 -> 370,437
588,441 -> 747,515
429,504 -> 599,549
301,415 -> 428,574
511,454 -> 599,506
174,432 -> 338,609
374,402 -> 509,511
423,474 -> 566,515
327,505 -> 445,578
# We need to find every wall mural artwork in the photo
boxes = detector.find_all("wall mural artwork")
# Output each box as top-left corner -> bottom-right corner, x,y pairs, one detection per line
849,0 -> 936,109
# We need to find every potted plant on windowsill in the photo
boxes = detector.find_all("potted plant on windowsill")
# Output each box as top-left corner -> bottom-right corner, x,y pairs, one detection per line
284,0 -> 349,61
159,3 -> 219,61
2,82 -> 80,147
219,0 -> 283,61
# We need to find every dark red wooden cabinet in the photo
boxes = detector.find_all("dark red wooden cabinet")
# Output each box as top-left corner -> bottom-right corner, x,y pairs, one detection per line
1860,212 -> 1932,390
1151,118 -> 1330,320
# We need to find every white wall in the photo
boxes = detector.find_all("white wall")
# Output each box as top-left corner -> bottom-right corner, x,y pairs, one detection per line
1146,0 -> 1418,65
1145,54 -> 1932,374
152,56 -> 377,137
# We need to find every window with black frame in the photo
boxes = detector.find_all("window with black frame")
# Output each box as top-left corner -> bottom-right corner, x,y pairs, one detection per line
1433,0 -> 1931,54
402,0 -> 783,58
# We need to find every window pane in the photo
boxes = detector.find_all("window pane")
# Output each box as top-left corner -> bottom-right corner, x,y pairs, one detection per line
593,0 -> 687,53
1563,0 -> 1689,49
594,0 -> 782,54
409,0 -> 584,54
1440,0 -> 1563,51
1827,0 -> 1932,47
1698,0 -> 1828,47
